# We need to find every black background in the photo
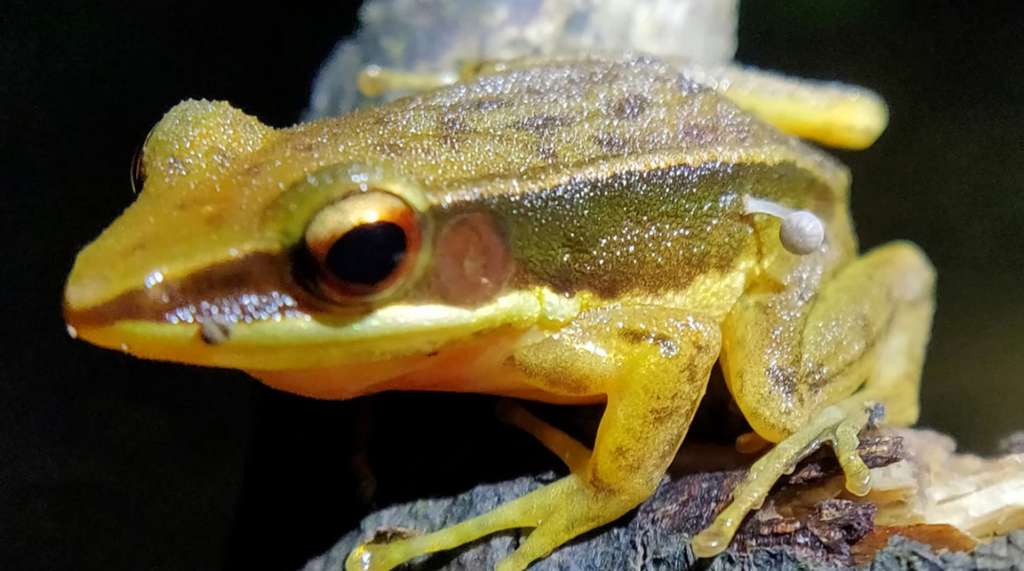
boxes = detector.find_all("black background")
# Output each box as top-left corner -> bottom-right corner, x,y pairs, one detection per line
3,2 -> 1023,570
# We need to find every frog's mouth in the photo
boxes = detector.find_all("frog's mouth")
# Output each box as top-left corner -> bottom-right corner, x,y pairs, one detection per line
64,234 -> 581,372
64,287 -> 578,372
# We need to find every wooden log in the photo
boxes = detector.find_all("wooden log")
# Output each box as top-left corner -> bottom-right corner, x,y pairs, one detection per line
304,429 -> 1024,570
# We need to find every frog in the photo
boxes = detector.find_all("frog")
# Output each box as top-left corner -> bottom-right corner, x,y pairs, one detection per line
63,55 -> 934,570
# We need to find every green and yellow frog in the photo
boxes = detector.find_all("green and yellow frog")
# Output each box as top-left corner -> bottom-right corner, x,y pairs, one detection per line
64,55 -> 934,570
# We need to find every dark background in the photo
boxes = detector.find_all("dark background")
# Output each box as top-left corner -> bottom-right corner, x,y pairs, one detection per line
3,1 -> 1022,570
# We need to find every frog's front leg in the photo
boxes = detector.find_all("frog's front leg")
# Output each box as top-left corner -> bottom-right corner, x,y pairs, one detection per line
692,242 -> 935,557
346,305 -> 720,571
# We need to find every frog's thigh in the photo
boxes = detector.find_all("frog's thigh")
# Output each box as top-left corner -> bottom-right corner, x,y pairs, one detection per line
692,242 -> 934,558
724,241 -> 935,439
346,306 -> 720,571
670,61 -> 889,150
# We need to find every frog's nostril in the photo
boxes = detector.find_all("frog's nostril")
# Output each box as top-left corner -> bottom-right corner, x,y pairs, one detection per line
63,271 -> 112,312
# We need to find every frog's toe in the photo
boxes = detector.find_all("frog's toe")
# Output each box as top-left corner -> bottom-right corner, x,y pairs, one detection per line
343,476 -> 574,571
345,541 -> 394,571
344,527 -> 435,571
690,398 -> 879,558
691,526 -> 733,558
496,475 -> 652,571
830,403 -> 874,496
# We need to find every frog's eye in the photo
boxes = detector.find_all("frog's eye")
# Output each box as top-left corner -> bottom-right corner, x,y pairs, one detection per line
130,146 -> 147,194
130,125 -> 156,194
302,191 -> 422,302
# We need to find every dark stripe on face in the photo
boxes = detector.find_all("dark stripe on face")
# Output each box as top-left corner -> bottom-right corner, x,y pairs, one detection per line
63,252 -> 310,328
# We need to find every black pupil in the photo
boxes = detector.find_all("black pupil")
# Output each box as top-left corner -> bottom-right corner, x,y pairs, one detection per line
325,222 -> 408,287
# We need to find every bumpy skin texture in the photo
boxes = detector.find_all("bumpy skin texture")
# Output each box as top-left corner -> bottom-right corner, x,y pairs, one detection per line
66,57 -> 848,314
63,57 -> 934,570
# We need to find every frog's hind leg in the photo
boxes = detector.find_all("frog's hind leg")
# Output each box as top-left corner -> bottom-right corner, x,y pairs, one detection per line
355,65 -> 457,98
672,61 -> 889,150
496,400 -> 591,473
346,306 -> 720,571
693,241 -> 935,557
691,398 -> 877,556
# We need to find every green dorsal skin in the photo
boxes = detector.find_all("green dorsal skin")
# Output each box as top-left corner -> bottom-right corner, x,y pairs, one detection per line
453,162 -> 834,298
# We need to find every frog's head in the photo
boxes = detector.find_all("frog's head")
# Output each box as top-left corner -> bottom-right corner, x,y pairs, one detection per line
64,100 -> 570,396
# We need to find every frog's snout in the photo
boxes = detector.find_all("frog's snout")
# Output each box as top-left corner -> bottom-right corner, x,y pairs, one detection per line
63,260 -> 116,319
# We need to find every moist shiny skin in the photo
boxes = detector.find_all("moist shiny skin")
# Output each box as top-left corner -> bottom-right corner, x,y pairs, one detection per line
65,57 -> 849,327
63,54 -> 935,571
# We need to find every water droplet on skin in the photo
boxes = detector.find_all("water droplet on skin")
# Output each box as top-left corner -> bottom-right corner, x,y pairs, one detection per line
144,271 -> 165,289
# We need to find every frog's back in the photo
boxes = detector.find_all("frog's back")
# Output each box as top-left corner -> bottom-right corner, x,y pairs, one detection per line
279,57 -> 853,300
287,57 -> 848,198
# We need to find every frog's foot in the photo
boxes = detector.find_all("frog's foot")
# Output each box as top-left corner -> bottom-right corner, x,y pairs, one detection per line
356,65 -> 457,98
348,307 -> 721,571
734,431 -> 772,454
345,473 -> 642,571
690,398 -> 877,558
496,400 -> 591,473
